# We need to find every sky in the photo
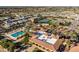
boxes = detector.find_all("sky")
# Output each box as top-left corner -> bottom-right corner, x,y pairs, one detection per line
0,0 -> 79,6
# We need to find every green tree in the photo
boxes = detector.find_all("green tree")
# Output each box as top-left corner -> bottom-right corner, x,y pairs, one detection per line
37,14 -> 44,20
22,36 -> 29,44
0,39 -> 15,52
48,19 -> 57,25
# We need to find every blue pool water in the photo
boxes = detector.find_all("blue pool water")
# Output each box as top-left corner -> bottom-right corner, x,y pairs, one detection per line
11,31 -> 24,38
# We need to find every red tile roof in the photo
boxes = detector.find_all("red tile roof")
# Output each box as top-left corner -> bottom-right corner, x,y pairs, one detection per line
30,35 -> 56,51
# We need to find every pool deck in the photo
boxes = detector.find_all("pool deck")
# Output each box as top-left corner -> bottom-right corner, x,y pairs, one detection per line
11,31 -> 24,38
6,35 -> 25,43
5,31 -> 25,42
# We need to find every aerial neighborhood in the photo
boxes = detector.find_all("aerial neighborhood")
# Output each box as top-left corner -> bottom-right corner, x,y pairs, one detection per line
0,7 -> 79,52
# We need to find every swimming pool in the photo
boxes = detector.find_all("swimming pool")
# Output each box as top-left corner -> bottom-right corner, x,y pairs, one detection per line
11,31 -> 25,38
